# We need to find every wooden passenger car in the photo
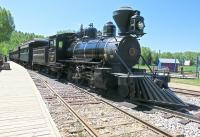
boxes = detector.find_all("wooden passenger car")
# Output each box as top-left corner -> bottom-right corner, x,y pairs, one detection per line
19,39 -> 48,67
9,47 -> 20,62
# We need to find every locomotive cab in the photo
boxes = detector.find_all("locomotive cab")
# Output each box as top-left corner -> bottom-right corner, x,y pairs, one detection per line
48,33 -> 75,72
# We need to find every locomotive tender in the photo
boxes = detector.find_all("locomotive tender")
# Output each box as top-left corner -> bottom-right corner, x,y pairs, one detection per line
9,7 -> 188,108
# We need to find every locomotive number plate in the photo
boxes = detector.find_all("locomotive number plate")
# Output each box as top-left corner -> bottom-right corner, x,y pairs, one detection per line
129,48 -> 135,56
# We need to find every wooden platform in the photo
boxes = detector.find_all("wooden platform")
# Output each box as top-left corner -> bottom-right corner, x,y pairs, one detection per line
0,61 -> 61,137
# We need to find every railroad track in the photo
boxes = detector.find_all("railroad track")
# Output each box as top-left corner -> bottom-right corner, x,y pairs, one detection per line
29,70 -> 174,137
131,101 -> 200,124
72,85 -> 200,123
171,87 -> 200,96
31,72 -> 96,137
72,85 -> 200,125
68,82 -> 200,125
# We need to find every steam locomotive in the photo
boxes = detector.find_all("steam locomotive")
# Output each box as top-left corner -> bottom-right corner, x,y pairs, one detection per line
9,7 -> 188,108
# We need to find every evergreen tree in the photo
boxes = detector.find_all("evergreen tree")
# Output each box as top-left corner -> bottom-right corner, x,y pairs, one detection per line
0,7 -> 15,42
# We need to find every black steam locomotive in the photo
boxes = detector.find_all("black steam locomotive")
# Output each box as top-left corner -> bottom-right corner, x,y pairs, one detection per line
9,7 -> 188,108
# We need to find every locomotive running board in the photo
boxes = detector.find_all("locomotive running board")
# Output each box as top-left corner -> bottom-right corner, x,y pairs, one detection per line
59,59 -> 102,65
114,74 -> 189,108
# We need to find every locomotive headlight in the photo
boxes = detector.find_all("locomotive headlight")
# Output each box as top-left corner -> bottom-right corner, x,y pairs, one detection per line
137,21 -> 145,30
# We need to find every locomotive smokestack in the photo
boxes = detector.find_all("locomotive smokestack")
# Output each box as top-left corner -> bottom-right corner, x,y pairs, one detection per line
113,7 -> 135,36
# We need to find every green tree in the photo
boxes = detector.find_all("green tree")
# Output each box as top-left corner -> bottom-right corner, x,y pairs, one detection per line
0,42 -> 9,55
0,31 -> 44,55
140,47 -> 152,65
0,7 -> 15,42
159,51 -> 200,65
151,50 -> 159,65
57,29 -> 76,34
160,52 -> 173,58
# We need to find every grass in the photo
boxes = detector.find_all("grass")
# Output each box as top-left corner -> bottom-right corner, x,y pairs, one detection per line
133,64 -> 149,70
170,77 -> 200,86
171,65 -> 200,86
181,65 -> 197,73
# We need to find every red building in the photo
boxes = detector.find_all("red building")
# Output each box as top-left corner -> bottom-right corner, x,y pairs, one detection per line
158,58 -> 180,72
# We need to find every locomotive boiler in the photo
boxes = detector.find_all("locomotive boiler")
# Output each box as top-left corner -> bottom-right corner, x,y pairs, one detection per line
67,7 -> 143,73
67,29 -> 141,73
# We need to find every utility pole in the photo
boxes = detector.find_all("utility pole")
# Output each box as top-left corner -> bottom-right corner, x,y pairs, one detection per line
174,58 -> 177,72
196,56 -> 199,79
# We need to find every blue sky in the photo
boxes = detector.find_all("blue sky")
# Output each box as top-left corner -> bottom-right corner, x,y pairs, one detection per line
0,0 -> 200,52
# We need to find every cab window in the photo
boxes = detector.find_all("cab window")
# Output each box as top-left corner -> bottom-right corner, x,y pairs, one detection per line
58,41 -> 63,49
50,40 -> 54,47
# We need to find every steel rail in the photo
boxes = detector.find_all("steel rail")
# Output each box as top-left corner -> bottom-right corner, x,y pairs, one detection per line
31,70 -> 173,137
69,83 -> 174,137
131,101 -> 200,124
35,73 -> 103,137
171,87 -> 200,96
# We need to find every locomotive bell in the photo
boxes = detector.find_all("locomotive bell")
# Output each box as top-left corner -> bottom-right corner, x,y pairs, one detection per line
84,23 -> 97,39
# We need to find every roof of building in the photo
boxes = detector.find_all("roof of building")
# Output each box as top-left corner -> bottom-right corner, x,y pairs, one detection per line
159,58 -> 180,64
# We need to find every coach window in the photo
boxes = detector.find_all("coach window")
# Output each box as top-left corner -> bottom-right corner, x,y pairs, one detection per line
58,41 -> 63,49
